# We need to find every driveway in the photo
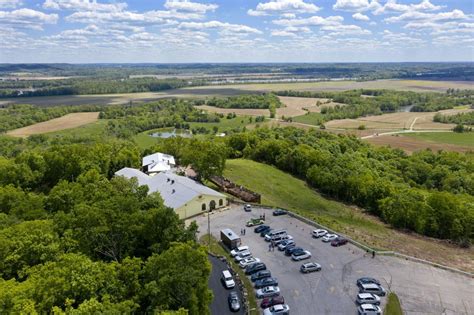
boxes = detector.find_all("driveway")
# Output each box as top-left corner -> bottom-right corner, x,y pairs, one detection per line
208,254 -> 245,315
195,205 -> 474,315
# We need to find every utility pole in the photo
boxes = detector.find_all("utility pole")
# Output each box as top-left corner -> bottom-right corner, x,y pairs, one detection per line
208,209 -> 211,251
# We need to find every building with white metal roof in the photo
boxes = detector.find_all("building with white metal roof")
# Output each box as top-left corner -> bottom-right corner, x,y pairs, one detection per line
142,152 -> 176,174
115,167 -> 227,219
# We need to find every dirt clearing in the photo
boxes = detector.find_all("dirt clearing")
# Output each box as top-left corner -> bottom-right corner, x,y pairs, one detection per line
7,112 -> 100,137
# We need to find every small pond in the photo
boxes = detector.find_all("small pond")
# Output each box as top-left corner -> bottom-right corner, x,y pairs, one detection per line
149,129 -> 192,139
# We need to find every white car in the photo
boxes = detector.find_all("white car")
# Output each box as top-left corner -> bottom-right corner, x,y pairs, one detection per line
322,233 -> 338,242
292,250 -> 311,261
356,293 -> 381,305
239,257 -> 261,268
234,250 -> 252,262
230,245 -> 249,257
221,270 -> 235,289
263,303 -> 290,315
358,303 -> 381,315
311,229 -> 327,238
256,286 -> 280,299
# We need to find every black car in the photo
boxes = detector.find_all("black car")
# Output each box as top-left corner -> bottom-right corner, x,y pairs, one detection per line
260,228 -> 273,237
273,209 -> 288,216
228,291 -> 241,312
285,246 -> 303,256
251,270 -> 271,282
245,262 -> 267,275
255,277 -> 278,289
255,225 -> 270,233
357,277 -> 381,287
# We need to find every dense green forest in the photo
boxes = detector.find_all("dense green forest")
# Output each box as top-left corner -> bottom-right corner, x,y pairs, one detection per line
277,89 -> 473,124
0,104 -> 102,133
0,78 -> 194,98
434,111 -> 474,125
0,137 -> 212,314
203,94 -> 282,109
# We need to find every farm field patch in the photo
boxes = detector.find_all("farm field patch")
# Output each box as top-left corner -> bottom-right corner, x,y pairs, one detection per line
405,132 -> 474,147
7,112 -> 100,137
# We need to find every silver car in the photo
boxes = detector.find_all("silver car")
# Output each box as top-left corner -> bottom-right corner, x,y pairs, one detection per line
234,250 -> 252,262
256,286 -> 280,299
358,303 -> 381,315
239,257 -> 261,268
356,293 -> 381,305
359,283 -> 386,296
311,229 -> 327,238
300,262 -> 321,273
321,234 -> 338,242
292,250 -> 311,261
263,303 -> 290,315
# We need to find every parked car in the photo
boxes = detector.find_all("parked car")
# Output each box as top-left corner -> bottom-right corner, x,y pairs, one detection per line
260,228 -> 273,237
358,303 -> 381,315
251,270 -> 271,282
260,296 -> 285,309
255,225 -> 270,233
228,291 -> 241,312
285,246 -> 303,256
234,250 -> 252,262
321,234 -> 338,242
255,277 -> 278,289
357,277 -> 381,287
331,237 -> 348,247
277,239 -> 295,251
273,209 -> 287,216
300,262 -> 321,273
256,286 -> 280,299
311,229 -> 327,238
221,270 -> 236,289
359,283 -> 386,296
263,304 -> 290,315
230,245 -> 249,257
281,243 -> 296,253
247,218 -> 265,227
264,230 -> 288,242
292,250 -> 311,261
356,293 -> 381,305
239,257 -> 261,268
244,204 -> 252,212
245,262 -> 266,275
273,235 -> 293,245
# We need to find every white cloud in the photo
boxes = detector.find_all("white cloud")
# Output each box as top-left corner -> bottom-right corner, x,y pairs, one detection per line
271,30 -> 298,37
164,0 -> 218,13
43,0 -> 127,12
385,9 -> 468,23
0,8 -> 58,30
0,0 -> 22,8
352,13 -> 369,21
374,0 -> 444,15
273,15 -> 344,27
248,0 -> 320,16
321,24 -> 371,35
66,9 -> 203,24
333,0 -> 381,12
179,21 -> 263,34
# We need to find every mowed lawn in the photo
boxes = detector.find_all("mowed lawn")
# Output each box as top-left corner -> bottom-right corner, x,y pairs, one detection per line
223,159 -> 474,272
46,119 -> 108,138
7,112 -> 100,137
405,132 -> 474,147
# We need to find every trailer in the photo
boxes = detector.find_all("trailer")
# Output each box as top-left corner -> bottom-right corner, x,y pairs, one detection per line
220,228 -> 241,250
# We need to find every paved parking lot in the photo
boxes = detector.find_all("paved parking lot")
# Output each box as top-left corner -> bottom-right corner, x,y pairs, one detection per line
195,205 -> 474,315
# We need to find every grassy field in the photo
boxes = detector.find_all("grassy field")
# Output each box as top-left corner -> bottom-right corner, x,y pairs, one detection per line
223,159 -> 474,272
384,293 -> 403,315
405,132 -> 474,147
7,112 -> 100,137
292,112 -> 325,125
45,119 -> 108,138
199,234 -> 259,315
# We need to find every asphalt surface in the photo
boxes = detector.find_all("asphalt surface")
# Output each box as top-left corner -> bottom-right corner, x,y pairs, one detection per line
195,205 -> 474,315
208,254 -> 245,315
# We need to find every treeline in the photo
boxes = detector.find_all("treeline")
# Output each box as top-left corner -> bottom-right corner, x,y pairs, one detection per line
203,94 -> 282,110
99,100 -> 221,138
223,128 -> 473,245
277,89 -> 473,123
434,111 -> 474,125
0,104 -> 102,133
0,78 -> 193,98
0,139 -> 211,313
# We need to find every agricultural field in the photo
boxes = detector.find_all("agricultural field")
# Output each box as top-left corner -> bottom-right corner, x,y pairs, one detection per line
365,134 -> 473,153
223,159 -> 474,272
7,112 -> 100,137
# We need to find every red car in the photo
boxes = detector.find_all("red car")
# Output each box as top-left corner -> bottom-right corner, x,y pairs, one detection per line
260,296 -> 285,309
331,237 -> 348,247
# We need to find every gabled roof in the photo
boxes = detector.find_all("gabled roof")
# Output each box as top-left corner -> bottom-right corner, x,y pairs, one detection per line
114,168 -> 224,209
142,152 -> 175,167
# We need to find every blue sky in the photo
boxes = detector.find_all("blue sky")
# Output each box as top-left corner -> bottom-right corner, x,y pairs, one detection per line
0,0 -> 473,63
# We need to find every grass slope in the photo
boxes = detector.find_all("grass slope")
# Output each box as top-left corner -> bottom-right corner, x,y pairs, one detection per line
45,119 -> 108,138
223,159 -> 474,272
292,112 -> 324,126
405,132 -> 474,147
384,293 -> 403,315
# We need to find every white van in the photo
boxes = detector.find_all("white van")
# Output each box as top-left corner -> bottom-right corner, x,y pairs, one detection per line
230,245 -> 250,257
359,283 -> 386,296
264,230 -> 287,241
221,270 -> 236,289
